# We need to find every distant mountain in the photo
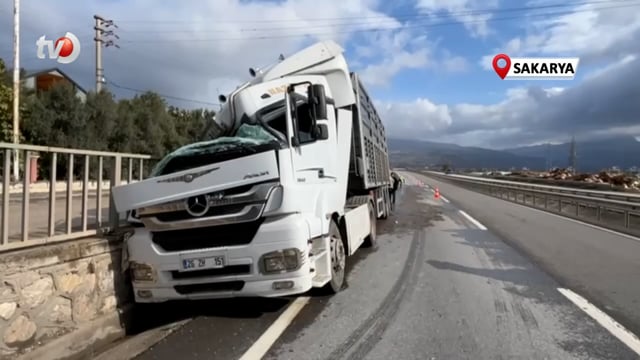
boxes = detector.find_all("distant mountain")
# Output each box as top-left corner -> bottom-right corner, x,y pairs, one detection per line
387,138 -> 545,170
505,135 -> 640,172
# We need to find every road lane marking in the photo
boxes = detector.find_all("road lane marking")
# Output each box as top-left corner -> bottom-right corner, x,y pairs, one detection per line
440,196 -> 450,203
458,210 -> 487,230
558,288 -> 640,355
239,296 -> 310,360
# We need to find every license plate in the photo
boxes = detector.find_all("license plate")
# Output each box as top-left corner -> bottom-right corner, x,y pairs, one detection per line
181,255 -> 225,272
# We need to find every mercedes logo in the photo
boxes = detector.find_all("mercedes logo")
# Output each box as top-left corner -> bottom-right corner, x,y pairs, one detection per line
185,195 -> 210,217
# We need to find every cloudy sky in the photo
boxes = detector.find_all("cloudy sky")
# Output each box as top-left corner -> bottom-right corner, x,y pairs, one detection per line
0,0 -> 639,149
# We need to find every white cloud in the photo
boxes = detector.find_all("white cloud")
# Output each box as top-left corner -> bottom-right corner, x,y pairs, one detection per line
0,0 -> 404,104
480,3 -> 640,71
356,30 -> 432,87
379,55 -> 640,148
415,0 -> 500,38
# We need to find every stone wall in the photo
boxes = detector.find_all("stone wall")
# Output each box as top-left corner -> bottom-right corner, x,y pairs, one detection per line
0,235 -> 131,358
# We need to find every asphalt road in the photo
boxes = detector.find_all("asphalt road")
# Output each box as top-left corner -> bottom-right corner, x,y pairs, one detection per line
96,173 -> 640,360
417,172 -> 640,338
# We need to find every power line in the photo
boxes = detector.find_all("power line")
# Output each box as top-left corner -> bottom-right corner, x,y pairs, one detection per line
114,0 -> 633,25
115,2 -> 640,43
107,80 -> 221,107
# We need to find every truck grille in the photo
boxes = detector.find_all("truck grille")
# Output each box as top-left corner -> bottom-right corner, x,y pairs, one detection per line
138,181 -> 279,232
154,203 -> 247,222
151,219 -> 264,252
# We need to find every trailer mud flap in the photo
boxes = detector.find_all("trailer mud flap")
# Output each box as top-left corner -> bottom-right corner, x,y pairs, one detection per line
111,150 -> 280,212
343,203 -> 370,255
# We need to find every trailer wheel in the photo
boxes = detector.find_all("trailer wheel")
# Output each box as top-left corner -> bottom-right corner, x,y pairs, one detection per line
380,188 -> 390,219
324,219 -> 346,294
362,201 -> 377,248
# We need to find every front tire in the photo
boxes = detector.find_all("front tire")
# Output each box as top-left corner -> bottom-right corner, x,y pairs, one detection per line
324,219 -> 346,294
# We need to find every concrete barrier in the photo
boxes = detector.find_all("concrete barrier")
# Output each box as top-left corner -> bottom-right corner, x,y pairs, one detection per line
0,234 -> 133,359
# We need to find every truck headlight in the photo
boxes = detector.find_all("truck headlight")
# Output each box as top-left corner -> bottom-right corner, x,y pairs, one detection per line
130,262 -> 156,282
263,186 -> 283,215
260,248 -> 300,274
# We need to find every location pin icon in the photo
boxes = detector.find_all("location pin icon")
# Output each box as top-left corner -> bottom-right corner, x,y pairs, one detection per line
492,54 -> 511,79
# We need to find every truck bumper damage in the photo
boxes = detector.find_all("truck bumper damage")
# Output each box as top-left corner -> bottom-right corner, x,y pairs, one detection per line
127,213 -> 313,303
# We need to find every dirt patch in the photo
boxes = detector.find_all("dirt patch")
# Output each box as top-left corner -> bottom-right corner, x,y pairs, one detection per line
378,185 -> 442,235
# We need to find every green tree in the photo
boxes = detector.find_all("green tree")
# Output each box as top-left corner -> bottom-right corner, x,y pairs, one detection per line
0,59 -> 14,142
22,81 -> 85,148
169,106 -> 218,144
85,90 -> 118,151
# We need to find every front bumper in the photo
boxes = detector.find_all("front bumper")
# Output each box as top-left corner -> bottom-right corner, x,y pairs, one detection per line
127,214 -> 313,303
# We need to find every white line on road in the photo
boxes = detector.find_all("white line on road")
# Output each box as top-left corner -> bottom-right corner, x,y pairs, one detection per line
458,210 -> 487,230
558,288 -> 640,356
239,296 -> 310,360
440,196 -> 450,203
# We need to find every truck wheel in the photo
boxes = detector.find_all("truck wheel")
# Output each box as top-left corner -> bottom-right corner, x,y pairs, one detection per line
324,219 -> 346,294
362,201 -> 377,248
380,189 -> 389,220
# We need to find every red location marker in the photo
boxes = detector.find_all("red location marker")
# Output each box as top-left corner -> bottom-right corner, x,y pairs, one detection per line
492,53 -> 511,79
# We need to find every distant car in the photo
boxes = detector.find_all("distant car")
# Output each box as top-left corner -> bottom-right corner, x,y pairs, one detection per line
445,168 -> 453,174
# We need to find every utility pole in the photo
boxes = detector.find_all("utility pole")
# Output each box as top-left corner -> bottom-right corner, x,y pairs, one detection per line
12,0 -> 20,182
568,135 -> 577,173
93,15 -> 119,93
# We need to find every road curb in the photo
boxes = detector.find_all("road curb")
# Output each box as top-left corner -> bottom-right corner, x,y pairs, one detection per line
17,305 -> 132,360
93,318 -> 192,360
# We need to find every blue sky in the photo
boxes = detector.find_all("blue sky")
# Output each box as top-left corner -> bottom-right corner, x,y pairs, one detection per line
0,0 -> 639,148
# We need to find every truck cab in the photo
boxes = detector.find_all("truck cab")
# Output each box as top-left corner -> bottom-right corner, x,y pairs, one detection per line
112,41 -> 389,303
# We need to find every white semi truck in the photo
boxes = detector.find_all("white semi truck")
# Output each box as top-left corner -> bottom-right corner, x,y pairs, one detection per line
111,40 -> 393,303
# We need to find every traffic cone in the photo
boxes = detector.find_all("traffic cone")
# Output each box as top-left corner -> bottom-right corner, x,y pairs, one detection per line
434,187 -> 440,199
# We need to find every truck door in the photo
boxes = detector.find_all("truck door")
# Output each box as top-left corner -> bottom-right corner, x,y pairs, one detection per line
289,99 -> 337,190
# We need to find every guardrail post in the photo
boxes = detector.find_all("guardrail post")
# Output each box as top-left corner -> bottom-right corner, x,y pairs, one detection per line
66,154 -> 74,234
624,211 -> 630,228
96,156 -> 103,229
109,155 -> 122,233
2,150 -> 11,245
21,151 -> 31,242
48,153 -> 57,237
81,155 -> 90,231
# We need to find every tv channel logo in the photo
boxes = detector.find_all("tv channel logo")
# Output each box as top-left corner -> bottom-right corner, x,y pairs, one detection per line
36,32 -> 81,64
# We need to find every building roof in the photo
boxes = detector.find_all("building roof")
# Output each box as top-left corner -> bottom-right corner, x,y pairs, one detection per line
22,67 -> 88,94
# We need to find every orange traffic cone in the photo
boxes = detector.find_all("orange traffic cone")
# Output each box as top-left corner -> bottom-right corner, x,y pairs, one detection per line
434,187 -> 440,199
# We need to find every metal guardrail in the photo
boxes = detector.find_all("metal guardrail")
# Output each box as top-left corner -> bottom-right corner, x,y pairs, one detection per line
0,142 -> 151,252
423,171 -> 640,237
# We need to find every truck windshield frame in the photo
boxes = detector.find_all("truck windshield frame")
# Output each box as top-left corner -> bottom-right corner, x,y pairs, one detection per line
254,92 -> 309,145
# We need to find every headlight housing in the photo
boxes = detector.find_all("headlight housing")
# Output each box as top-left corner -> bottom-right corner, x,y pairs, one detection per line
130,262 -> 156,282
260,248 -> 301,274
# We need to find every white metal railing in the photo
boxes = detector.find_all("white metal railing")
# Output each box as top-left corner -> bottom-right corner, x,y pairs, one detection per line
0,142 -> 151,251
424,171 -> 640,237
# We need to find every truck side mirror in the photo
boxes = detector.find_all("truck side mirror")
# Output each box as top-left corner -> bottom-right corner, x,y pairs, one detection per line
308,84 -> 327,121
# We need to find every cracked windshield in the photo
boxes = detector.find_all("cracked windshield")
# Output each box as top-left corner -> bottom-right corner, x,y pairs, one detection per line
0,0 -> 639,359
